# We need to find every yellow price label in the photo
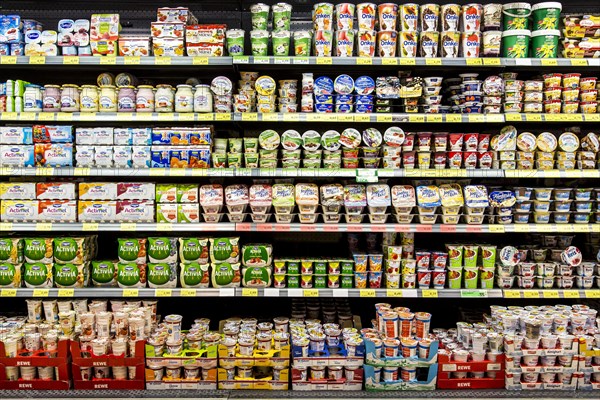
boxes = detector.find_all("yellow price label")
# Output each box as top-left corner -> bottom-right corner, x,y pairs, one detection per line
316,57 -> 332,65
157,112 -> 174,121
181,289 -> 197,297
563,290 -> 580,299
36,167 -> 54,176
540,59 -> 558,66
33,289 -> 49,297
562,114 -> 583,122
409,115 -> 425,123
486,114 -> 504,123
135,113 -> 153,121
120,223 -> 137,231
196,113 -> 214,121
468,115 -> 484,123
530,114 -> 546,122
124,56 -> 141,65
446,114 -> 462,123
155,57 -> 172,65
422,289 -> 438,298
572,225 -> 591,233
483,58 -> 501,66
262,113 -> 278,122
156,223 -> 174,231
386,289 -> 403,297
36,223 -> 52,231
543,290 -> 559,299
56,113 -> 73,121
488,225 -> 505,233
425,58 -> 442,65
177,113 -> 194,122
376,115 -> 393,123
399,58 -> 416,65
1,56 -> 17,64
242,113 -> 258,121
193,57 -> 209,65
524,290 -> 540,298
37,112 -> 54,121
123,289 -> 139,297
58,289 -> 74,297
303,289 -> 319,297
337,115 -> 354,123
570,59 -> 587,66
281,114 -> 300,122
74,167 -> 91,176
100,57 -> 116,65
357,57 -> 372,65
584,290 -> 600,298
513,225 -> 531,232
149,169 -> 166,176
116,112 -> 134,121
505,113 -> 522,122
466,58 -> 482,65
355,115 -> 370,122
216,113 -> 231,121
426,115 -> 442,123
29,56 -> 46,65
82,223 -> 99,231
535,225 -> 552,233
169,169 -> 186,177
155,289 -> 172,297
360,289 -> 376,297
63,56 -> 79,64
382,58 -> 399,65
242,288 -> 258,297
1,112 -> 18,121
1,289 -> 17,297
0,223 -> 13,231
273,57 -> 291,64
504,290 -> 521,298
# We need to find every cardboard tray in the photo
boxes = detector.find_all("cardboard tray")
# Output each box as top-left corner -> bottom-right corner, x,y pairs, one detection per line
363,363 -> 437,391
0,339 -> 71,390
217,367 -> 289,390
70,339 -> 145,390
292,341 -> 364,368
364,338 -> 438,368
437,352 -> 505,389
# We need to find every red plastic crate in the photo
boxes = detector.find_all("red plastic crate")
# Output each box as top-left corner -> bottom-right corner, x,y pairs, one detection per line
70,339 -> 145,390
0,339 -> 71,390
437,352 -> 505,389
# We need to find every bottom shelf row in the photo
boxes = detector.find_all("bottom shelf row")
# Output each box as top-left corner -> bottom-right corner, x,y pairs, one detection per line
0,298 -> 598,393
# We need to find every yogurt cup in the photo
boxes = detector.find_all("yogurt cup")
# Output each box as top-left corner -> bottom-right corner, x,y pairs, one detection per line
357,3 -> 377,30
378,3 -> 399,31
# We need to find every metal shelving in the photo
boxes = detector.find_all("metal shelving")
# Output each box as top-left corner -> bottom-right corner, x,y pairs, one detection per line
0,222 -> 597,233
2,288 -> 597,299
1,55 -> 598,68
0,112 -> 597,123
1,167 -> 598,179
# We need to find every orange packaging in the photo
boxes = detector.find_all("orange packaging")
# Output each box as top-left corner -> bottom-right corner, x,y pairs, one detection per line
398,311 -> 415,337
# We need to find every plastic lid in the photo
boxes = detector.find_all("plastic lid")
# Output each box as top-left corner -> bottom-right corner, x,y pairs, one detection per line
502,29 -> 531,37
531,29 -> 560,37
503,3 -> 532,11
531,2 -> 562,12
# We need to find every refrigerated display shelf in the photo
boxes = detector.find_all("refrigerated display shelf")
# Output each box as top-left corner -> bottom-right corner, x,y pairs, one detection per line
1,389 -> 600,398
0,223 -> 597,233
1,55 -> 598,68
0,112 -> 597,123
2,168 -> 599,179
2,288 -> 598,299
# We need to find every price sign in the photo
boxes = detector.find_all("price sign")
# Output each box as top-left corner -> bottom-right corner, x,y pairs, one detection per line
360,289 -> 376,297
293,57 -> 309,64
100,57 -> 116,65
216,113 -> 231,121
233,56 -> 249,64
1,289 -> 17,297
504,290 -> 521,298
356,169 -> 378,183
1,56 -> 17,64
524,290 -> 540,298
180,289 -> 197,297
155,289 -> 172,297
386,289 -> 402,297
563,290 -> 580,299
124,56 -> 141,65
540,59 -> 558,66
513,225 -> 531,232
36,223 -> 52,231
123,289 -> 139,297
466,58 -> 482,65
399,58 -> 416,65
570,59 -> 587,66
409,115 -> 425,123
155,57 -> 172,65
461,290 -> 488,298
36,167 -> 54,176
488,226 -> 505,233
355,115 -> 370,122
282,114 -> 300,122
156,224 -> 173,232
33,289 -> 49,297
30,56 -> 46,64
254,56 -> 270,64
63,56 -> 79,64
543,290 -> 559,298
382,58 -> 399,65
446,114 -> 462,123
426,115 -> 442,123
169,169 -> 186,177
376,115 -> 392,123
505,113 -> 522,122
525,114 -> 542,122
483,58 -> 501,66
303,289 -> 319,297
120,223 -> 137,231
74,168 -> 90,176
316,57 -> 332,65
585,290 -> 600,298
468,115 -> 484,123
58,289 -> 74,297
274,57 -> 291,64
242,288 -> 258,297
425,58 -> 442,65
357,57 -> 372,65
193,57 -> 209,65
82,223 -> 99,232
422,289 -> 438,298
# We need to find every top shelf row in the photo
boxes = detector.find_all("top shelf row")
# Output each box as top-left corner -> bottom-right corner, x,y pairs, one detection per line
1,56 -> 598,68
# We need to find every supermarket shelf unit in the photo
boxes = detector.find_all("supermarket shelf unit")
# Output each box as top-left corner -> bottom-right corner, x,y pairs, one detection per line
1,0 -> 600,396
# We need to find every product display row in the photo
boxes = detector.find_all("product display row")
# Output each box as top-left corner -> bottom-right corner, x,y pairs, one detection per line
1,2 -> 597,59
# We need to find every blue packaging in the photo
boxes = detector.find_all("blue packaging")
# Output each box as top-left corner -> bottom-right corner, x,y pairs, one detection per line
355,103 -> 374,114
10,43 -> 23,56
355,95 -> 374,105
22,20 -> 42,32
0,44 -> 9,55
0,15 -> 23,44
169,149 -> 188,168
152,129 -> 171,145
315,103 -> 334,113
355,76 -> 375,95
0,145 -> 35,167
314,76 -> 334,96
315,94 -> 334,104
0,126 -> 33,144
45,126 -> 73,143
334,74 -> 355,95
335,104 -> 354,113
335,94 -> 354,104
188,148 -> 211,168
151,148 -> 169,168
